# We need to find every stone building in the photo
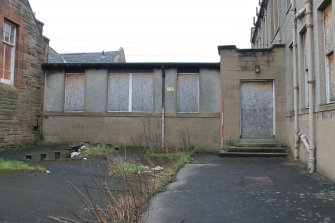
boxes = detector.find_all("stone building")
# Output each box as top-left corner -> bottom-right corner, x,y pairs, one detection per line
0,0 -> 49,147
219,0 -> 335,182
42,63 -> 221,150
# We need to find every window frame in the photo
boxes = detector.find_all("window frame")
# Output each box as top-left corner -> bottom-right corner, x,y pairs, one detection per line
177,72 -> 200,114
325,52 -> 335,103
107,72 -> 154,113
64,72 -> 86,112
1,21 -> 16,85
322,2 -> 335,104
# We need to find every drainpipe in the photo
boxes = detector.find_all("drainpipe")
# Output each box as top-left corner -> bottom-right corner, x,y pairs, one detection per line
291,0 -> 300,160
305,0 -> 316,173
161,66 -> 166,150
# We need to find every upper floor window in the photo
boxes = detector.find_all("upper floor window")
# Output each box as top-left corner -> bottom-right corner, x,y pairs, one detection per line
323,3 -> 335,103
1,21 -> 16,85
272,0 -> 280,33
301,32 -> 309,108
177,73 -> 199,113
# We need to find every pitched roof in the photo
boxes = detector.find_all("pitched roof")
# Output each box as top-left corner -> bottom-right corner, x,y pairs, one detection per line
48,47 -> 126,63
48,47 -> 66,63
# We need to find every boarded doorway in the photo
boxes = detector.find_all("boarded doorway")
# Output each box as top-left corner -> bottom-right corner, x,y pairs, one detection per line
240,81 -> 274,139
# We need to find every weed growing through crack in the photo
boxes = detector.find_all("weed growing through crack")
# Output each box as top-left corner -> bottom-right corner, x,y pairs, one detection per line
49,147 -> 198,223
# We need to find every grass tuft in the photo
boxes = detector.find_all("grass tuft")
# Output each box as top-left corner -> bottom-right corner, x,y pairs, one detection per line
0,158 -> 45,172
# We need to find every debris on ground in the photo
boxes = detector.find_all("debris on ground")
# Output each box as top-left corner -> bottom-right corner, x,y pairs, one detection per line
68,144 -> 86,159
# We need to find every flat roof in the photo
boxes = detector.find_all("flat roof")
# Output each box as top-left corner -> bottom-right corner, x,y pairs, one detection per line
42,62 -> 220,70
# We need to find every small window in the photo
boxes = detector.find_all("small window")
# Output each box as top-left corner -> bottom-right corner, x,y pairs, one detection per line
272,0 -> 280,33
177,73 -> 199,113
108,73 -> 153,112
326,52 -> 335,103
323,3 -> 335,103
64,73 -> 86,112
1,21 -> 16,85
302,33 -> 309,108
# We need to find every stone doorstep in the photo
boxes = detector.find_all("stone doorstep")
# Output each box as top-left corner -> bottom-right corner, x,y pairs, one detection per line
219,150 -> 287,157
226,146 -> 287,153
220,139 -> 288,157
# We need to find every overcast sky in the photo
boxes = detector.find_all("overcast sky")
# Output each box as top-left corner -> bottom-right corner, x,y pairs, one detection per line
28,0 -> 258,62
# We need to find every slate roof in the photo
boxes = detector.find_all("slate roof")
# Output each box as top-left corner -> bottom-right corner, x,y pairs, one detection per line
48,47 -> 126,63
48,47 -> 66,63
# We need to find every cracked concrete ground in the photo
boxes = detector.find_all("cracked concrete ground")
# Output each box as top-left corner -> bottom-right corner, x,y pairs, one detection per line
0,156 -> 115,223
143,154 -> 335,223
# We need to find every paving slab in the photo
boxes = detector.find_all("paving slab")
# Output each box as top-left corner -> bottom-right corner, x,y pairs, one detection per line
143,154 -> 335,223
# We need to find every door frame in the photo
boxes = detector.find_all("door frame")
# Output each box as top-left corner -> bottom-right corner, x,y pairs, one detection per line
239,80 -> 276,139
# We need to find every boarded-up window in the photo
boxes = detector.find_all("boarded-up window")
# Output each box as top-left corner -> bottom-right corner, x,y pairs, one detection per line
108,74 -> 129,111
324,3 -> 335,103
177,73 -> 199,113
64,73 -> 85,112
132,74 -> 153,112
301,32 -> 309,108
326,52 -> 335,102
108,73 -> 153,112
324,4 -> 333,55
273,0 -> 280,32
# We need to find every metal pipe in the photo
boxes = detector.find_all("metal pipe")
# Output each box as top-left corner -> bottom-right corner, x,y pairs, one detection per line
161,66 -> 166,149
296,7 -> 306,18
305,0 -> 316,173
298,133 -> 311,153
291,0 -> 300,160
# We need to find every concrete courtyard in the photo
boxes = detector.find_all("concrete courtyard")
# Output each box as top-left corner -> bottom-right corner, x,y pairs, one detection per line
143,154 -> 335,223
0,151 -> 334,223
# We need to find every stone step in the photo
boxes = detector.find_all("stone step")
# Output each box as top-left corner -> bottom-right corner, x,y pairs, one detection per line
236,139 -> 281,148
226,146 -> 287,153
219,150 -> 287,157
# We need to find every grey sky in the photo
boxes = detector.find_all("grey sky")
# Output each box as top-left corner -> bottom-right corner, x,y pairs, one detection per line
28,0 -> 258,62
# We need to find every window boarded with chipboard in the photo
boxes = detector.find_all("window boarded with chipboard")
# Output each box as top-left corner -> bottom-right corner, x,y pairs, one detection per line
132,74 -> 153,112
64,73 -> 85,112
108,74 -> 129,112
324,3 -> 335,103
108,73 -> 153,112
177,73 -> 199,113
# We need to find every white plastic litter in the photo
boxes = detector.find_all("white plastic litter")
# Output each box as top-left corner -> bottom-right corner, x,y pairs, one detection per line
71,152 -> 81,158
152,166 -> 164,171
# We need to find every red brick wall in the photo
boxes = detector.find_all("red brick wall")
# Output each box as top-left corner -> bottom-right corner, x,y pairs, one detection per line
0,0 -> 49,147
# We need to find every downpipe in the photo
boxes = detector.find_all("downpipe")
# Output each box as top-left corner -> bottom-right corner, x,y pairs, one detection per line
305,0 -> 316,173
291,0 -> 316,173
291,0 -> 300,160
